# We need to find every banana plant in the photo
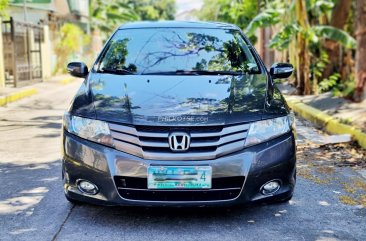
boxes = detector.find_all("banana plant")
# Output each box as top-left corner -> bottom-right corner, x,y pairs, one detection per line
90,0 -> 140,38
268,25 -> 356,51
244,0 -> 356,95
245,1 -> 355,50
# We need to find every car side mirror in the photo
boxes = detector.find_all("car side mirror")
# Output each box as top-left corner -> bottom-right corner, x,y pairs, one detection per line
270,63 -> 293,79
67,62 -> 89,78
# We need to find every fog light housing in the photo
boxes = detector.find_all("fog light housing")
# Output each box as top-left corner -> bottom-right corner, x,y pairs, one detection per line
77,180 -> 99,195
261,180 -> 281,195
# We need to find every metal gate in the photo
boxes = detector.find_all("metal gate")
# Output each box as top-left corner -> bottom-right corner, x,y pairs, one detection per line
2,17 -> 43,87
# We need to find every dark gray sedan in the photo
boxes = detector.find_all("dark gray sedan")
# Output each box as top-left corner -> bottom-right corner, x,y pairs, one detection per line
62,21 -> 296,206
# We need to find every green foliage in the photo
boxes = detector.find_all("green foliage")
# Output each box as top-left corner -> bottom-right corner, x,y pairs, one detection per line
0,0 -> 8,17
312,50 -> 329,80
135,0 -> 176,20
310,49 -> 328,93
90,0 -> 140,36
102,39 -> 129,69
54,23 -> 90,73
269,24 -> 299,50
199,0 -> 258,28
313,25 -> 356,49
307,0 -> 334,16
332,78 -> 356,97
198,0 -> 258,42
244,0 -> 292,38
311,48 -> 355,96
319,73 -> 340,93
196,0 -> 357,96
344,1 -> 355,35
338,117 -> 352,125
246,2 -> 355,51
245,9 -> 283,36
55,23 -> 90,54
90,0 -> 176,40
243,0 -> 357,96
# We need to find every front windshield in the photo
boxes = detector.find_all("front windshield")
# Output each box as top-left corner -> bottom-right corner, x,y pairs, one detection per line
97,28 -> 260,75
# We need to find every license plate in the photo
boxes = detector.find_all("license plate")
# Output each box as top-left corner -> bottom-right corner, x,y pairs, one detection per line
147,166 -> 212,189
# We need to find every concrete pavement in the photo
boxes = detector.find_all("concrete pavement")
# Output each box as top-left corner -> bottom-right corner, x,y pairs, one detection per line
0,79 -> 80,240
0,79 -> 365,241
0,75 -> 75,107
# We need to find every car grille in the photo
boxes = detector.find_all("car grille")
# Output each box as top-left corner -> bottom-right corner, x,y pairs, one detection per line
114,176 -> 245,202
108,123 -> 250,160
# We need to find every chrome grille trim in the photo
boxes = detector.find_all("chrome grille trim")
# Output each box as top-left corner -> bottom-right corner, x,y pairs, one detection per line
190,124 -> 249,138
109,123 -> 249,160
109,123 -> 138,136
190,132 -> 245,147
111,131 -> 169,148
113,140 -> 142,158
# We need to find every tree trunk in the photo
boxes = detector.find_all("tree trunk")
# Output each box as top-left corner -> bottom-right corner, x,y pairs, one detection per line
322,0 -> 352,80
295,0 -> 311,95
258,28 -> 265,62
354,0 -> 366,101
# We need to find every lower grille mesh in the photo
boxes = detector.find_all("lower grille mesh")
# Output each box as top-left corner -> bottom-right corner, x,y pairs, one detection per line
114,176 -> 245,201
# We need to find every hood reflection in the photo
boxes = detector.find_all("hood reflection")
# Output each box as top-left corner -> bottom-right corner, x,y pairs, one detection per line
91,74 -> 267,125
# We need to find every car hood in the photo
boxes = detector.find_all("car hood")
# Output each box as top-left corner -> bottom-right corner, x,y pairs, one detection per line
89,73 -> 268,126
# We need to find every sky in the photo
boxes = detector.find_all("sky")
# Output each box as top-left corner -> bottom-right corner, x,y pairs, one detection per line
175,0 -> 203,20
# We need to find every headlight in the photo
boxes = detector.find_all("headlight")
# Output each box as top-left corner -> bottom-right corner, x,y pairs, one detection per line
63,113 -> 113,146
245,116 -> 292,147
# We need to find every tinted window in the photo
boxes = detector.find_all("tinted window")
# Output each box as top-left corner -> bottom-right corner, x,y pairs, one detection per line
98,28 -> 260,74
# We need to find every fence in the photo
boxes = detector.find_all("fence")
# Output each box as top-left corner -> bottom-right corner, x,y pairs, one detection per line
2,17 -> 43,87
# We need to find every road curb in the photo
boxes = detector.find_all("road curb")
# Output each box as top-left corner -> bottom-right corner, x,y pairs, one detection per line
286,96 -> 366,149
59,77 -> 75,85
0,88 -> 38,107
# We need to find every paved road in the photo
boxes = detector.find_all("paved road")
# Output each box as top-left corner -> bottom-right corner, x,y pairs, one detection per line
0,80 -> 365,241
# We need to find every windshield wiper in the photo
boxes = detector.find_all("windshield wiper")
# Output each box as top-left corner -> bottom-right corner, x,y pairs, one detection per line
99,67 -> 135,75
142,70 -> 245,76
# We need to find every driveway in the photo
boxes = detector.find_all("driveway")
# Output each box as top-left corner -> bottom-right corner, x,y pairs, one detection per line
0,79 -> 365,241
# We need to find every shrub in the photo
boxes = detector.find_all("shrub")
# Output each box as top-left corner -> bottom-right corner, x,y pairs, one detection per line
54,23 -> 90,74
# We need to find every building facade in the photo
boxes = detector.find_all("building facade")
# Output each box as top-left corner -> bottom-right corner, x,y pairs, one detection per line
0,0 -> 89,88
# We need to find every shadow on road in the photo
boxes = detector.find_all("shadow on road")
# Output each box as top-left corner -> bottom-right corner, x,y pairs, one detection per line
1,159 -> 364,241
0,116 -> 62,131
0,160 -> 62,216
69,196 -> 293,230
31,115 -> 62,121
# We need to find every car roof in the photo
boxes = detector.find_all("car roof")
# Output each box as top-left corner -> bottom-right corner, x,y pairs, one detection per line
118,21 -> 240,30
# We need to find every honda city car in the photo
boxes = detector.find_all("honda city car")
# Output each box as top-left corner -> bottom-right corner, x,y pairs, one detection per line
62,21 -> 296,206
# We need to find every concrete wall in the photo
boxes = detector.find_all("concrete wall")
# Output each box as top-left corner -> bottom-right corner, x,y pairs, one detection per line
0,18 -> 5,88
41,25 -> 51,80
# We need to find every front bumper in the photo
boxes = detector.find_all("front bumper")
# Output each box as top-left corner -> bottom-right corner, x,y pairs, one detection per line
62,131 -> 296,206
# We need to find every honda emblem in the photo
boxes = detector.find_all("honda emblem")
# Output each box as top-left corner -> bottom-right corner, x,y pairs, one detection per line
168,132 -> 190,152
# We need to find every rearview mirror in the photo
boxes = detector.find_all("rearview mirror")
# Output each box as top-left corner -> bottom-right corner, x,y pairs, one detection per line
67,62 -> 89,78
270,63 -> 293,79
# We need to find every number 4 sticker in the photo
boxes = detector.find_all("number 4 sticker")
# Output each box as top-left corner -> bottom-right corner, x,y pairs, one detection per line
200,171 -> 206,181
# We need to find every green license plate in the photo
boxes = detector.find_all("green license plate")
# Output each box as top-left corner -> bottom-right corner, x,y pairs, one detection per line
147,166 -> 212,189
